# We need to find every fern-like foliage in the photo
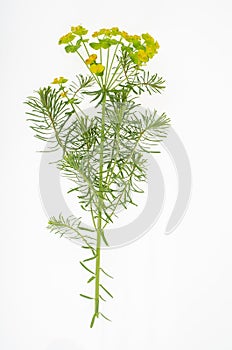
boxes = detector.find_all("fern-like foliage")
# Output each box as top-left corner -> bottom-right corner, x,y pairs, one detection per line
25,87 -> 73,152
133,71 -> 166,94
48,214 -> 95,246
68,74 -> 95,102
53,103 -> 170,227
25,75 -> 96,153
48,214 -> 113,320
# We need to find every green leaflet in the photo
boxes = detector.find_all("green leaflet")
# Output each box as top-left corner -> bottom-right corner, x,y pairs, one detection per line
99,313 -> 112,322
89,42 -> 101,50
80,261 -> 95,275
65,44 -> 80,53
100,284 -> 113,299
80,294 -> 94,300
87,276 -> 95,284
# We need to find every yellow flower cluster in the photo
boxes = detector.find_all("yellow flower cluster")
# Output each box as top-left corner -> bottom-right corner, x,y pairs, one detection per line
59,25 -> 88,45
142,33 -> 155,44
137,49 -> 149,63
71,25 -> 88,36
92,27 -> 120,37
51,77 -> 68,84
89,63 -> 105,75
85,54 -> 97,65
58,32 -> 75,45
90,27 -> 159,66
92,28 -> 141,42
120,32 -> 160,65
132,39 -> 160,65
58,25 -> 160,69
85,54 -> 104,76
60,91 -> 67,98
121,31 -> 141,43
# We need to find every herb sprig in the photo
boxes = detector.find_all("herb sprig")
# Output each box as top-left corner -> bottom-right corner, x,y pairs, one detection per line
25,25 -> 170,327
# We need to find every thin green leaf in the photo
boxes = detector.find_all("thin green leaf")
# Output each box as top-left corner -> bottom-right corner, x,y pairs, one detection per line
80,294 -> 93,300
100,313 -> 112,322
83,255 -> 97,262
80,261 -> 95,275
100,268 -> 114,279
100,284 -> 113,298
87,276 -> 95,283
90,313 -> 97,328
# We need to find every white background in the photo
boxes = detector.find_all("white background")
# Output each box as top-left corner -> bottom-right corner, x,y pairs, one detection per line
1,0 -> 232,349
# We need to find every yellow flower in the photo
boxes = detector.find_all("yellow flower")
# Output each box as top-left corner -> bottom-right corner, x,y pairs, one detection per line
89,63 -> 105,75
121,31 -> 130,41
145,46 -> 155,58
98,28 -> 106,35
93,27 -> 120,38
92,31 -> 99,38
58,32 -> 75,45
137,49 -> 149,63
121,32 -> 141,43
71,25 -> 88,36
142,33 -> 155,45
111,27 -> 120,35
52,78 -> 59,84
131,35 -> 141,42
60,91 -> 67,98
51,77 -> 68,84
85,54 -> 97,65
146,41 -> 160,58
97,28 -> 110,36
103,29 -> 111,36
154,41 -> 160,50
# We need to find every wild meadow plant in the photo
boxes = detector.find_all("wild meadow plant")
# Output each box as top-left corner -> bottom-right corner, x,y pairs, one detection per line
25,25 -> 170,327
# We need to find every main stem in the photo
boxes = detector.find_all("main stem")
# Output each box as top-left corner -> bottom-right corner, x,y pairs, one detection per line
95,214 -> 101,316
94,93 -> 106,318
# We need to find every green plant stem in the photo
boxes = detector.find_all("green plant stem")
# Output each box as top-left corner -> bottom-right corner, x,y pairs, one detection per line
109,68 -> 136,90
60,85 -> 88,118
94,213 -> 101,317
105,39 -> 122,84
76,50 -> 102,87
82,38 -> 90,56
104,47 -> 110,85
104,105 -> 122,185
103,163 -> 137,229
100,48 -> 104,86
108,131 -> 144,186
93,93 -> 106,323
43,101 -> 64,151
107,62 -> 123,89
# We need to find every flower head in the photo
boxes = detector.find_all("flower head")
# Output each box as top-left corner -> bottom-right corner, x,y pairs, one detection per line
137,49 -> 149,63
89,63 -> 105,75
121,31 -> 130,41
111,27 -> 120,36
51,77 -> 68,84
60,91 -> 67,98
145,41 -> 160,58
92,31 -> 99,38
92,27 -> 120,38
71,25 -> 88,36
58,32 -> 75,45
92,28 -> 112,37
85,54 -> 97,65
130,35 -> 141,43
142,33 -> 155,45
